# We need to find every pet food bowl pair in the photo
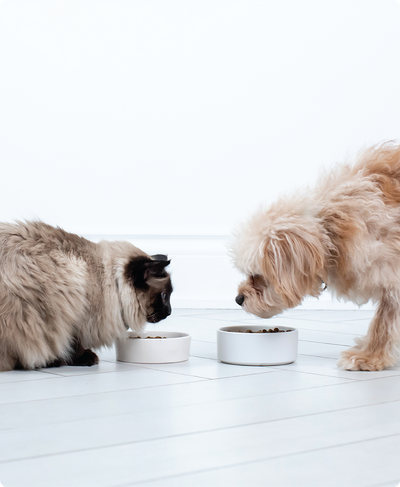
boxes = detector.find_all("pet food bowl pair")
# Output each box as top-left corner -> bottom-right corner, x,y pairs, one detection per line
115,331 -> 191,364
217,325 -> 298,366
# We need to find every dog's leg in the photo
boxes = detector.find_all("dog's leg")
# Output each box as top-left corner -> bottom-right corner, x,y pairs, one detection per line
338,290 -> 400,371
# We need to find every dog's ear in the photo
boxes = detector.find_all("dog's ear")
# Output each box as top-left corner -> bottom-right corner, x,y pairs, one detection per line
262,228 -> 325,308
125,256 -> 171,289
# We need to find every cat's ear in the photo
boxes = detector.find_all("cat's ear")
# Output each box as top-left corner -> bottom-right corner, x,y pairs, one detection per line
145,257 -> 171,280
125,256 -> 170,289
151,254 -> 169,261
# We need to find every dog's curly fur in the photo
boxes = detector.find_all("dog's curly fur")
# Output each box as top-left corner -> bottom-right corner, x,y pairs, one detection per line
230,141 -> 400,371
0,221 -> 172,371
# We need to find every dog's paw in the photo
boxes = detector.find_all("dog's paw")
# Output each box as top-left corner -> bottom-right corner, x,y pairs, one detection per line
338,348 -> 387,371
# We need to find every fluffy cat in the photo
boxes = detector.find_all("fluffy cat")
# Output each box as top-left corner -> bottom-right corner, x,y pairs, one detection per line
0,221 -> 172,371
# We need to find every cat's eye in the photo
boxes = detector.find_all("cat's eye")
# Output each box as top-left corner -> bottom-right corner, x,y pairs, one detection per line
161,292 -> 167,300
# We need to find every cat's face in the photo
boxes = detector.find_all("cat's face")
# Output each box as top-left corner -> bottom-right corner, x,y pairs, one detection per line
124,254 -> 173,324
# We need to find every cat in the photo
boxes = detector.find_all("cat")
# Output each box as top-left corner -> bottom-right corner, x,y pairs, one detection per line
0,221 -> 172,370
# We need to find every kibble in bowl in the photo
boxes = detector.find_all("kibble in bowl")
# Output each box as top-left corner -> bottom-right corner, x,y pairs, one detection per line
217,325 -> 298,366
235,328 -> 293,333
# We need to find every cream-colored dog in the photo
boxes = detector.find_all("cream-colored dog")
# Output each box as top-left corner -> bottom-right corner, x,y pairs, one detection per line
230,142 -> 400,371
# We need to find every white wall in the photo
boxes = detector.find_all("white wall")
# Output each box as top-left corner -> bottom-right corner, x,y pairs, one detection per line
88,235 -> 374,310
1,0 -> 400,309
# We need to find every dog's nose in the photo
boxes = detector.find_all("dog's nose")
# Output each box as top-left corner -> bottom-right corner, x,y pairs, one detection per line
235,294 -> 245,306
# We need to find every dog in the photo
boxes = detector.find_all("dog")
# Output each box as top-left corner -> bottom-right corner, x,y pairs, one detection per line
0,221 -> 172,371
230,142 -> 400,371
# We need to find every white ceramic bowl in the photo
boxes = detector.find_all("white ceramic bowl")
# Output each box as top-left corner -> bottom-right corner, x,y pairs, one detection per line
217,325 -> 298,366
115,331 -> 191,364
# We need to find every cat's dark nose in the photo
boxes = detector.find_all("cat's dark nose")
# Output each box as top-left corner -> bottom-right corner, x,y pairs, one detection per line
235,294 -> 245,306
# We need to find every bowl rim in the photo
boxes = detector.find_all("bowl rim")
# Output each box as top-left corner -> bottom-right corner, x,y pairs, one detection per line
218,325 -> 297,334
119,331 -> 191,341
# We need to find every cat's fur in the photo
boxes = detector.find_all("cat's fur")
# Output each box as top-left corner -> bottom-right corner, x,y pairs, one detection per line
0,221 -> 172,371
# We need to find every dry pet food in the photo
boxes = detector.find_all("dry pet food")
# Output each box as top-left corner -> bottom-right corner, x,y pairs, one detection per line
129,336 -> 167,339
233,328 -> 292,333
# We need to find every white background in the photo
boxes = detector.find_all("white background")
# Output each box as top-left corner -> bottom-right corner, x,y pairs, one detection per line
0,0 -> 400,308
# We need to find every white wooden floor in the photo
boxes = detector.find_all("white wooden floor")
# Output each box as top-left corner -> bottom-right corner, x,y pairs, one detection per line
1,309 -> 400,487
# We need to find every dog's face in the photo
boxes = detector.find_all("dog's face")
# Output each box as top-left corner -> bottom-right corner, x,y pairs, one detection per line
124,254 -> 173,324
233,225 -> 327,319
236,273 -> 287,319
